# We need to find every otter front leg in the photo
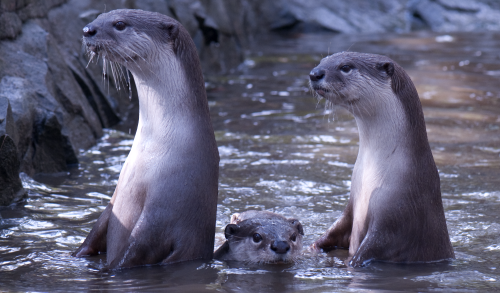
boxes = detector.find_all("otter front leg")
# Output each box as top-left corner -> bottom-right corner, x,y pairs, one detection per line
312,201 -> 353,252
72,203 -> 112,257
348,230 -> 382,267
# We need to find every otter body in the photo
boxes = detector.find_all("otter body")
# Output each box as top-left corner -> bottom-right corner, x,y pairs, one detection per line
72,9 -> 219,269
214,211 -> 304,263
309,52 -> 454,267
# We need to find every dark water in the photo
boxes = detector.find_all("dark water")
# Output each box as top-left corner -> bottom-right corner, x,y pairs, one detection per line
1,31 -> 500,292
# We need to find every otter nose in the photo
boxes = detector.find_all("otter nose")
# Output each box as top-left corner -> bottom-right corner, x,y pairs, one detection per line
309,68 -> 325,82
83,25 -> 97,37
271,241 -> 290,254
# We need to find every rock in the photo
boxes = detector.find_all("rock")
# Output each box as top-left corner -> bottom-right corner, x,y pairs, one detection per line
0,0 -> 18,12
0,20 -> 103,179
78,9 -> 101,23
437,0 -> 481,12
0,134 -> 25,206
16,0 -> 67,21
32,114 -> 77,173
168,0 -> 200,37
0,98 -> 25,205
413,0 -> 446,30
409,0 -> 500,31
307,7 -> 357,33
0,95 -> 18,145
0,12 -> 22,39
0,76 -> 37,172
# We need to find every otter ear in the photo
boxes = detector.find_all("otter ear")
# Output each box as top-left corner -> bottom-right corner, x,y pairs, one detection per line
377,62 -> 394,77
224,224 -> 240,239
230,213 -> 241,224
160,21 -> 179,40
288,219 -> 304,235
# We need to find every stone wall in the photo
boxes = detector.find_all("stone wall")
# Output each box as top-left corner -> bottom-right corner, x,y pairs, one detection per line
1,0 -> 500,205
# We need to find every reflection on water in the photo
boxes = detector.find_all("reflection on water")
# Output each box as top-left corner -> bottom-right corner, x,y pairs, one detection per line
1,31 -> 500,291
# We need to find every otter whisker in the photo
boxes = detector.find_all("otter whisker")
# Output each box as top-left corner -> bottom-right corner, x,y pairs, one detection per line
101,54 -> 107,92
116,64 -> 128,92
86,51 -> 96,68
109,60 -> 120,91
117,48 -> 149,77
124,45 -> 147,62
109,56 -> 128,94
123,46 -> 163,81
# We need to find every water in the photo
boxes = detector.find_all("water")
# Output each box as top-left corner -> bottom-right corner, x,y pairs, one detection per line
1,31 -> 500,291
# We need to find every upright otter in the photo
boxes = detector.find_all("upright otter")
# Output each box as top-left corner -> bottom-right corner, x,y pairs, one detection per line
72,9 -> 219,269
309,52 -> 454,267
214,211 -> 304,263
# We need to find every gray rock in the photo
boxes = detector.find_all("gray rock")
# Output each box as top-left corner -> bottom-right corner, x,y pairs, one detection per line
0,93 -> 18,145
78,9 -> 101,23
0,98 -> 25,205
414,0 -> 446,30
0,134 -> 25,206
437,0 -> 481,12
0,0 -> 18,12
0,20 -> 103,180
0,12 -> 22,39
0,76 -> 37,170
16,0 -> 67,21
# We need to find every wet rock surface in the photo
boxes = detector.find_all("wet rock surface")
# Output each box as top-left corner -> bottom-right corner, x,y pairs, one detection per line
0,98 -> 25,205
1,0 -> 500,205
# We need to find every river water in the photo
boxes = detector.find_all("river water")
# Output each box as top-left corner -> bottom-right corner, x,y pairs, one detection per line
1,31 -> 499,292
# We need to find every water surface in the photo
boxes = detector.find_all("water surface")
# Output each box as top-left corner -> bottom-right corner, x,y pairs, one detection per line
1,31 -> 499,291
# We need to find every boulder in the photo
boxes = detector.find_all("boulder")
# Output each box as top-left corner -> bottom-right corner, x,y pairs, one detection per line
0,98 -> 25,205
0,12 -> 22,39
0,20 -> 102,177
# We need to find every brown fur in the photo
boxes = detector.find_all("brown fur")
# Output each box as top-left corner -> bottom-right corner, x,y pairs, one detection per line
72,9 -> 219,269
309,52 -> 454,267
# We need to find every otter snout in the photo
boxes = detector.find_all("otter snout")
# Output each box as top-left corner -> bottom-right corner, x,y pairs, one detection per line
83,25 -> 97,37
271,240 -> 290,254
82,24 -> 99,53
309,67 -> 326,82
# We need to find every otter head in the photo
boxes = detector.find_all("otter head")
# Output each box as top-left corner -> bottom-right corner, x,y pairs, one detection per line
82,9 -> 184,72
309,52 -> 404,114
309,51 -> 424,126
224,215 -> 304,264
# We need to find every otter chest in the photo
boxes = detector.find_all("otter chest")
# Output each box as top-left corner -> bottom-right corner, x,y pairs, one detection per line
350,152 -> 384,251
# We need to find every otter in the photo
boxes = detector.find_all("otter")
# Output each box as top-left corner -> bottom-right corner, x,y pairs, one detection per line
309,52 -> 454,267
214,211 -> 304,263
72,9 -> 219,269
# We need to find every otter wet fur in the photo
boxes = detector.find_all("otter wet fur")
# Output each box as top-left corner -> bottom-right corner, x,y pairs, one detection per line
214,211 -> 304,263
72,9 -> 219,269
309,52 -> 454,267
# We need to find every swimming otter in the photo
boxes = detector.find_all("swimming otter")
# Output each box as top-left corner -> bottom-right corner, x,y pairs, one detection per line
72,9 -> 219,269
309,52 -> 454,267
214,211 -> 304,263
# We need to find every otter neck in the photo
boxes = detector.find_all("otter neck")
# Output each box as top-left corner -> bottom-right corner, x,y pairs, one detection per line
349,91 -> 415,160
129,56 -> 208,140
349,93 -> 415,190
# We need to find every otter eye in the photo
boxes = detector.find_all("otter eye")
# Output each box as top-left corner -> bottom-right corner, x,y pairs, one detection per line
290,233 -> 297,242
114,21 -> 126,31
252,233 -> 262,243
340,65 -> 352,74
